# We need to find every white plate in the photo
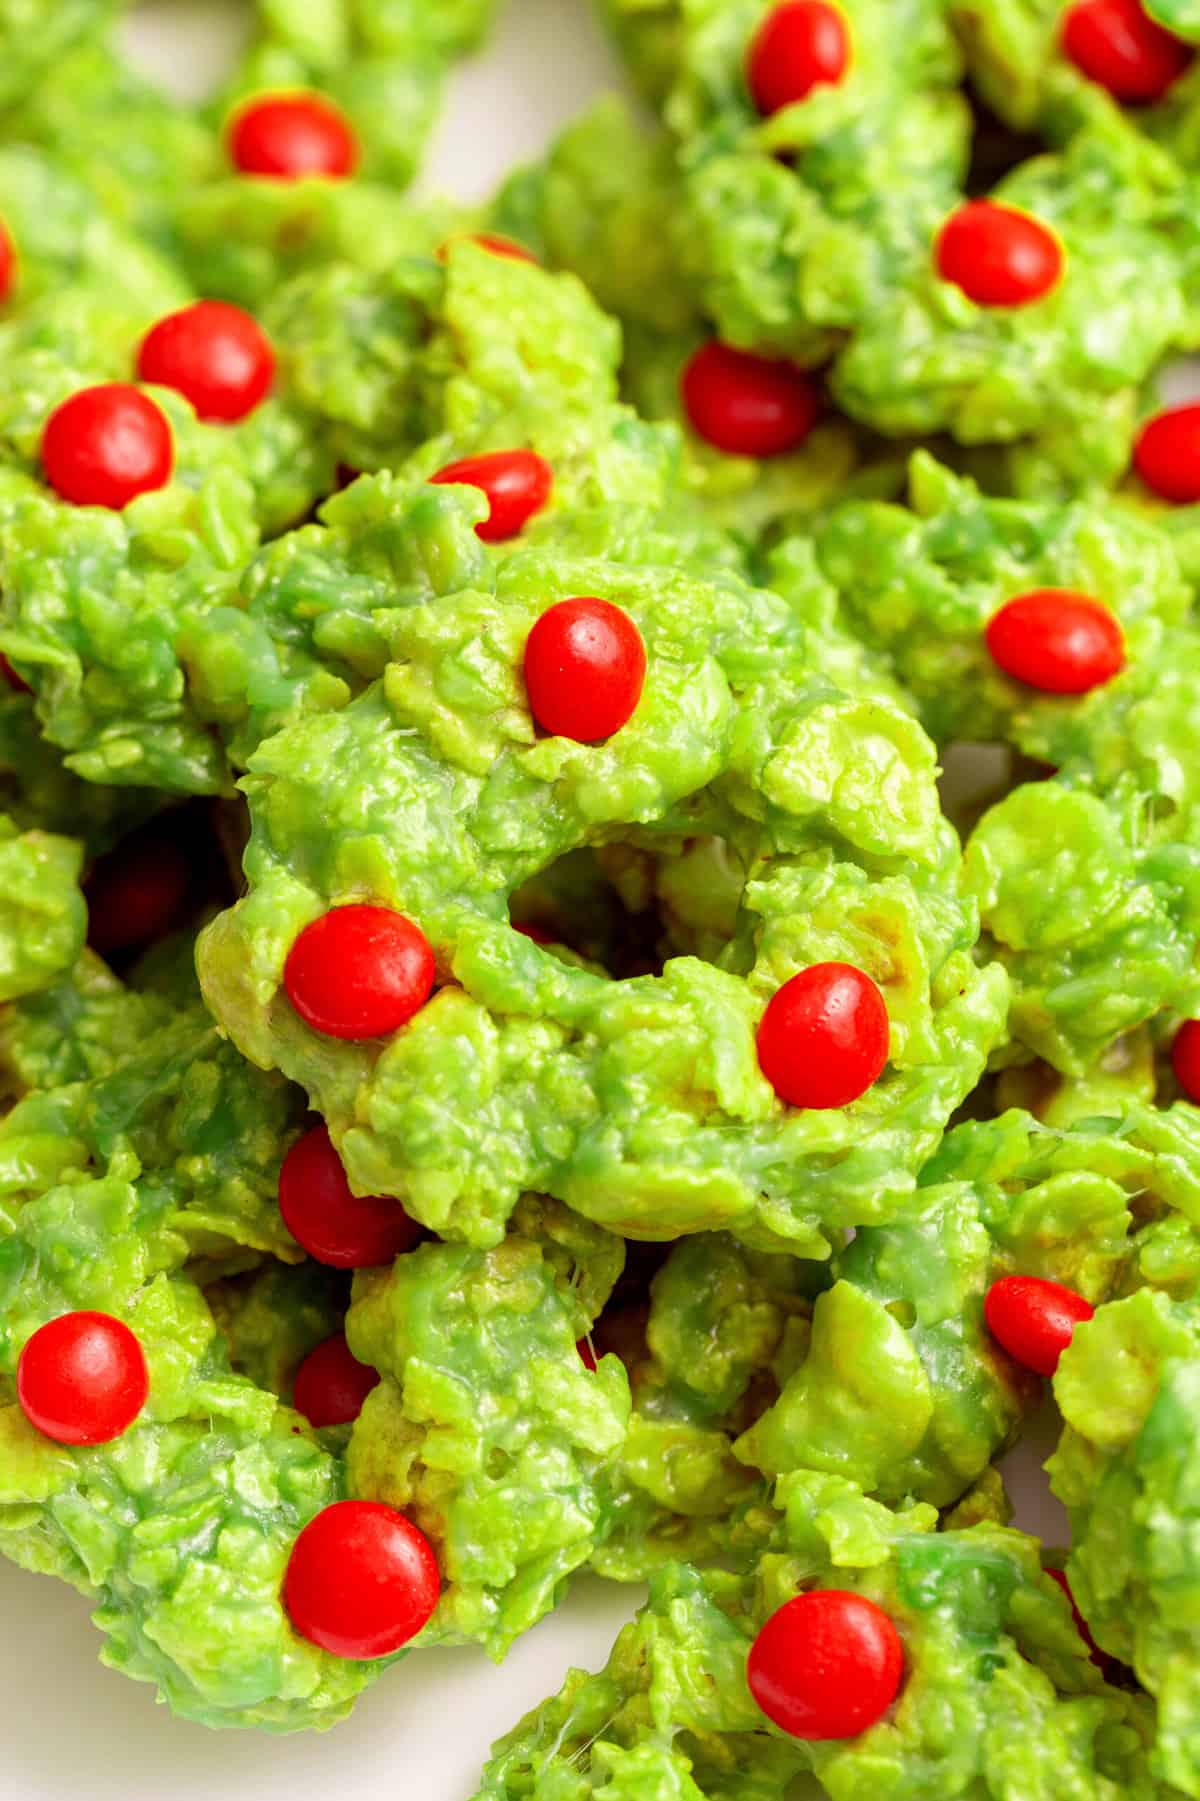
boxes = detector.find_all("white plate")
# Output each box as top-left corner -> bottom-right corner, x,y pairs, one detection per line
0,6 -> 1069,1793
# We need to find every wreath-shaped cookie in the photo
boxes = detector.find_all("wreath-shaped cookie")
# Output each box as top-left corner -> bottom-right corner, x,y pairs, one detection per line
198,524 -> 1007,1255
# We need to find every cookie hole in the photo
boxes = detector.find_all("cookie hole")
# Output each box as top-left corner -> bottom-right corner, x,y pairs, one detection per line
509,835 -> 746,981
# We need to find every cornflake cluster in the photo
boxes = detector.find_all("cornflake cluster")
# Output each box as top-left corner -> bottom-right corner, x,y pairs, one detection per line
4,3 -> 1200,1796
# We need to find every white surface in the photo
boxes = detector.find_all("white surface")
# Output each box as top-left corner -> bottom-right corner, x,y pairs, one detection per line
2,5 -> 1071,1795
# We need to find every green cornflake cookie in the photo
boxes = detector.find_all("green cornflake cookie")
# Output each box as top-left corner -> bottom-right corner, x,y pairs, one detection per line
0,39 -> 218,246
832,121 -> 1195,493
592,1232 -> 819,1582
950,0 -> 1200,170
0,952 -> 391,1729
345,1201 -> 629,1656
488,97 -> 880,544
474,1495 -> 1159,1799
961,615 -> 1200,1072
815,452 -> 1190,748
0,145 -> 189,317
196,498 -> 1006,1256
216,0 -> 500,189
655,0 -> 970,360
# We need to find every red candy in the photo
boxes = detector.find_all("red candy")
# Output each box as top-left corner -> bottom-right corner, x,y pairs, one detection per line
681,341 -> 820,458
984,1275 -> 1095,1376
985,590 -> 1125,694
1045,1567 -> 1115,1674
748,1590 -> 904,1740
284,904 -> 435,1040
278,1123 -> 422,1269
430,449 -> 553,542
228,92 -> 359,180
41,383 -> 173,510
756,963 -> 889,1110
576,1338 -> 598,1372
292,1333 -> 380,1428
17,1311 -> 149,1446
454,233 -> 538,263
1172,1018 -> 1200,1101
0,218 -> 16,304
936,202 -> 1064,307
84,827 -> 192,957
137,300 -> 275,423
284,1500 -> 440,1659
524,598 -> 646,742
747,1 -> 851,116
1134,404 -> 1200,503
514,921 -> 555,945
1062,0 -> 1192,104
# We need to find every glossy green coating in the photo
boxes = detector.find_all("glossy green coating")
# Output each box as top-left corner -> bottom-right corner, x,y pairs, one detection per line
0,814 -> 85,1003
817,452 -> 1189,748
218,0 -> 500,189
833,121 -> 1195,492
475,1497 -> 1160,1798
487,98 -> 880,546
593,1232 -> 817,1581
196,509 -> 1006,1253
0,965 -> 388,1728
1050,1291 -> 1200,1794
346,1210 -> 629,1656
658,0 -> 970,360
207,1259 -> 349,1403
1148,0 -> 1200,36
